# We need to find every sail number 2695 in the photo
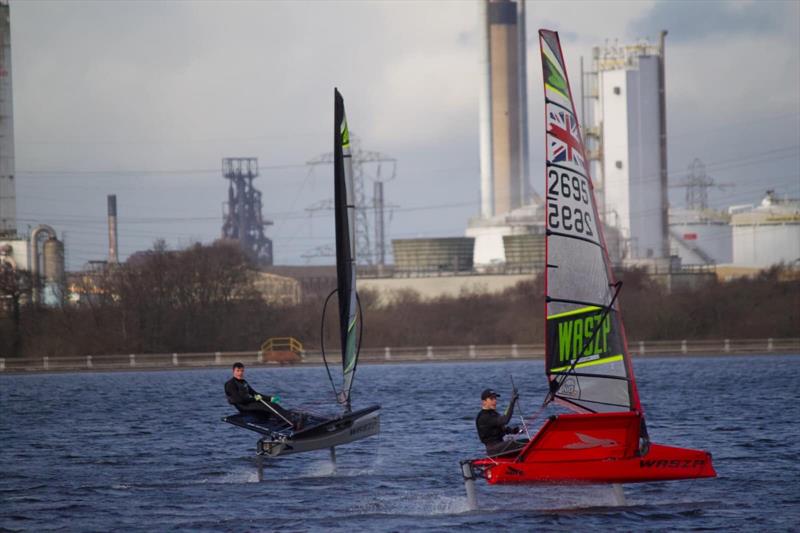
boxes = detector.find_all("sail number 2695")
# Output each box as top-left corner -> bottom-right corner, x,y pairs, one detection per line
548,202 -> 594,237
547,169 -> 594,238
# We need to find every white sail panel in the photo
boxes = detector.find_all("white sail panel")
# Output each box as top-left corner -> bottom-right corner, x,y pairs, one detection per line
539,30 -> 641,414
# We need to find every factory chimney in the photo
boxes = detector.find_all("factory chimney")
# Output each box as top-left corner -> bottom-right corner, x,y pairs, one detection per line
478,0 -> 530,218
107,194 -> 118,264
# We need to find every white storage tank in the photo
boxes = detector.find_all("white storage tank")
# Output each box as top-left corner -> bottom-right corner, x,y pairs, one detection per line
669,208 -> 732,265
731,192 -> 800,268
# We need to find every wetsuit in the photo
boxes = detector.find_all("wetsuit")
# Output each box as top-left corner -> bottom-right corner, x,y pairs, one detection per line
475,397 -> 526,456
224,377 -> 295,425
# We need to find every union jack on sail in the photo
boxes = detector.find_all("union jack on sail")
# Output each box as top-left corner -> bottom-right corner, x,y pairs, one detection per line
547,106 -> 586,173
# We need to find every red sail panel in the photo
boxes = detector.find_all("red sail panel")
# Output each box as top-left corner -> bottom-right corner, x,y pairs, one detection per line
539,29 -> 642,413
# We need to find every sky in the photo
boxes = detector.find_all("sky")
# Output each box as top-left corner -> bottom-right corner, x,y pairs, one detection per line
9,0 -> 800,270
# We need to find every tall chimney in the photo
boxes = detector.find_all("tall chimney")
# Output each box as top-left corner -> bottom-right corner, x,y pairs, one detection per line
107,194 -> 118,264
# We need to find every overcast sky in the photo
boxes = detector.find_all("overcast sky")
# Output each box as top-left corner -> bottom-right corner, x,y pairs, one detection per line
10,0 -> 800,269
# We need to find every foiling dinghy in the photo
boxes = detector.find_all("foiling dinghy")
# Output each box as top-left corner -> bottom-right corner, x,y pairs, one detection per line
460,30 -> 715,507
223,89 -> 380,460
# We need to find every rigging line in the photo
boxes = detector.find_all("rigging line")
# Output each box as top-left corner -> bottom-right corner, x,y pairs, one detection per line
553,395 -> 630,410
546,296 -> 607,309
509,375 -> 530,438
343,292 -> 364,413
319,288 -> 341,402
549,371 -> 630,381
544,280 -> 624,407
546,228 -> 602,248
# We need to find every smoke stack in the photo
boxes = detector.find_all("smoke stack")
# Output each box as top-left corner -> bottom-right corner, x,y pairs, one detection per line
107,194 -> 118,264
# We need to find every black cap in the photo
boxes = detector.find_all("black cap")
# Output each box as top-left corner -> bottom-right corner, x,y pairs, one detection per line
481,388 -> 500,400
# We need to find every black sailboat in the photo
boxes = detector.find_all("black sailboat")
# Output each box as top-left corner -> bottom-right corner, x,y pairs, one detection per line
223,89 -> 380,458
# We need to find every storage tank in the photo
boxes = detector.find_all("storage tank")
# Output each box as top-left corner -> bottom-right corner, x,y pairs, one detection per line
669,208 -> 732,265
43,238 -> 65,283
731,192 -> 800,268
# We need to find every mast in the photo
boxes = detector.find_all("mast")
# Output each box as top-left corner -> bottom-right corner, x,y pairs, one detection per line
539,30 -> 642,414
334,88 -> 359,412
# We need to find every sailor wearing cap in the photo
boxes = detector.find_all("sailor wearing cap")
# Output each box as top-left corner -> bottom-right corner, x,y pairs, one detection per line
475,387 -> 527,456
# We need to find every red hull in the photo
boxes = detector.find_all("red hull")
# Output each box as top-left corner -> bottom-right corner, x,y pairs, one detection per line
469,412 -> 715,485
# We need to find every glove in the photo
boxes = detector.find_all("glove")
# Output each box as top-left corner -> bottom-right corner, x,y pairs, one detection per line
254,394 -> 263,402
511,389 -> 520,403
509,425 -> 521,434
270,395 -> 281,404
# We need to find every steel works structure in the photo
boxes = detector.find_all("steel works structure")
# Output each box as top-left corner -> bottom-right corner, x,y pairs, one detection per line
221,158 -> 273,266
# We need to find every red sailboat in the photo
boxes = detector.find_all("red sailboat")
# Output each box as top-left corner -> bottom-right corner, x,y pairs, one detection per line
460,30 -> 715,500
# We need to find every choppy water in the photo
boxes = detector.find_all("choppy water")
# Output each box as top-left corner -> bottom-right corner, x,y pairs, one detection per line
2,356 -> 799,531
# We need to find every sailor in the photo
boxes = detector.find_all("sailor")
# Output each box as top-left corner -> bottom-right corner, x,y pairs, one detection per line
475,388 -> 527,456
224,362 -> 302,429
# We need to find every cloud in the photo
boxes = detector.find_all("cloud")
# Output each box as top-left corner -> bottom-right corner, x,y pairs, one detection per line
629,0 -> 792,42
9,1 -> 799,268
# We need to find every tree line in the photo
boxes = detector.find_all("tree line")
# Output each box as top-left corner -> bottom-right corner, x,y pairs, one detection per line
1,241 -> 797,358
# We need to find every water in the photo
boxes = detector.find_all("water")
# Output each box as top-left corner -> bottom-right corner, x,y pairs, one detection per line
2,356 -> 799,531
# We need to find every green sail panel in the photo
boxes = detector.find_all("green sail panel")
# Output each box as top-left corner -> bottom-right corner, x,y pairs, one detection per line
334,88 -> 359,410
538,30 -> 642,414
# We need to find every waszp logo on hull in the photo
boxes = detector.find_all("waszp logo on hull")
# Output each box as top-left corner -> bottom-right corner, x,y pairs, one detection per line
640,459 -> 707,468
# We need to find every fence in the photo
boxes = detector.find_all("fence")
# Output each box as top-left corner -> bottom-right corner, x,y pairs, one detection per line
1,338 -> 798,373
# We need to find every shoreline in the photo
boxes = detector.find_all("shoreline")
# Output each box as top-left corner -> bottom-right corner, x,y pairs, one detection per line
1,338 -> 798,374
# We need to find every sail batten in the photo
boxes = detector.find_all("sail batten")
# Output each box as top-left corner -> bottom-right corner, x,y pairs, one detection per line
334,88 -> 359,410
539,30 -> 641,415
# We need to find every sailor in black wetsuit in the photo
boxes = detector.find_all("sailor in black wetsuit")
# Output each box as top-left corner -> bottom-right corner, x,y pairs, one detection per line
224,362 -> 300,428
475,388 -> 527,456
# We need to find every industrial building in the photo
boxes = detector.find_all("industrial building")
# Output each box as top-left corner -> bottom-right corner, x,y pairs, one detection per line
251,272 -> 301,307
584,35 -> 669,262
730,192 -> 800,268
467,203 -> 543,268
0,226 -> 66,306
392,237 -> 475,274
502,233 -> 544,273
669,208 -> 732,266
468,0 -> 536,268
221,158 -> 273,266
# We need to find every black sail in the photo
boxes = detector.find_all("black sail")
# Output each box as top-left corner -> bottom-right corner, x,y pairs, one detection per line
333,88 -> 358,410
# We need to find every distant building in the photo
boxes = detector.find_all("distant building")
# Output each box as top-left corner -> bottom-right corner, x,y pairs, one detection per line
466,203 -> 542,268
251,272 -> 301,306
669,208 -> 732,266
585,35 -> 669,261
392,237 -> 475,274
730,192 -> 800,268
477,0 -> 531,219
